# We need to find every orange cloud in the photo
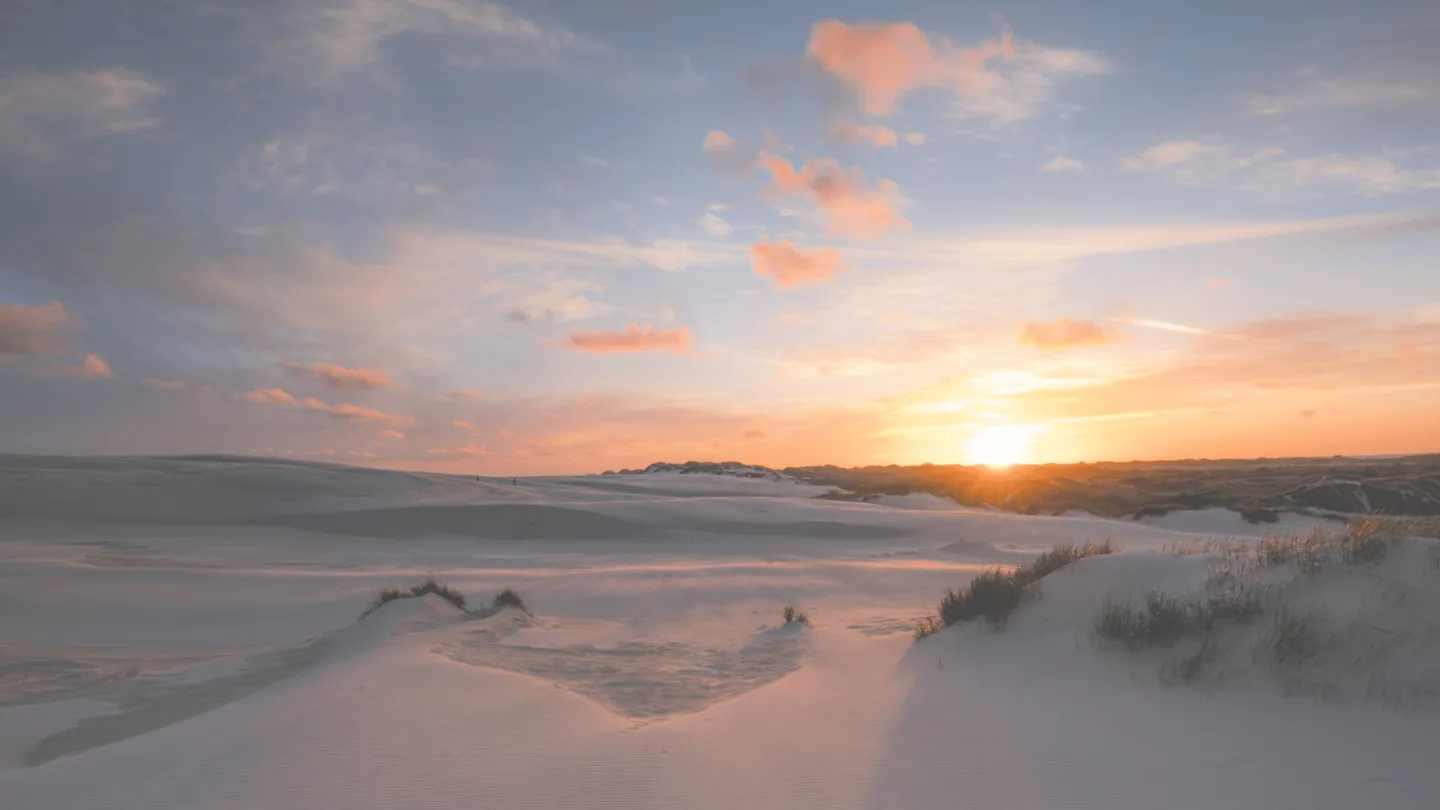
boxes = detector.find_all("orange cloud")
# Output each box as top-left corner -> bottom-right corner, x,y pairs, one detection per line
446,388 -> 486,400
806,20 -> 1015,115
281,361 -> 394,390
1208,277 -> 1232,289
835,123 -> 898,147
0,300 -> 73,359
1017,318 -> 1124,350
428,442 -> 493,458
750,240 -> 844,289
244,387 -> 299,406
558,323 -> 694,354
757,153 -> 907,238
378,429 -> 406,440
904,132 -> 927,145
242,386 -> 413,426
702,130 -> 734,152
59,353 -> 115,379
142,378 -> 186,389
453,419 -> 475,429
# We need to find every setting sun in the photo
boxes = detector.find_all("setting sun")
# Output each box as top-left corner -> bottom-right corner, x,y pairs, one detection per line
962,424 -> 1043,467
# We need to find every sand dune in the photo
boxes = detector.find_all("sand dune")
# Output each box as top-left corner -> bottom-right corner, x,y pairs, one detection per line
2,454 -> 1438,809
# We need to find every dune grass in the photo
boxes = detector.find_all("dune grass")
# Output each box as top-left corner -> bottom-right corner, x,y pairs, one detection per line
492,588 -> 528,612
919,540 -> 1115,637
782,604 -> 810,626
362,575 -> 467,618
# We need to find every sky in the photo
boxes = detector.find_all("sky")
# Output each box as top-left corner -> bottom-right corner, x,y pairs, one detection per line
2,0 -> 1439,473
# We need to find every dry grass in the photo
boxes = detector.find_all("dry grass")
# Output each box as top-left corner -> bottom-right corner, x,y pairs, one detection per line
926,540 -> 1116,634
1094,582 -> 1266,649
1259,607 -> 1320,665
913,615 -> 944,640
1165,536 -> 1246,557
782,604 -> 811,626
492,588 -> 528,612
362,575 -> 467,617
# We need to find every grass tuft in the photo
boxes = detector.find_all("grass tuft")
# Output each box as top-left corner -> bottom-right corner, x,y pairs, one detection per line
913,615 -> 944,640
782,604 -> 810,626
492,588 -> 528,612
929,540 -> 1117,633
362,576 -> 466,618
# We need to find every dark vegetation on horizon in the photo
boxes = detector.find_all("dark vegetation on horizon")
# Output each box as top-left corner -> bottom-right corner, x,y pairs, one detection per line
609,456 -> 1440,520
361,577 -> 529,618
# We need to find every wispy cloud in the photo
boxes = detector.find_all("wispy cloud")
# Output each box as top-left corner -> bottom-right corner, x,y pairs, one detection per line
446,389 -> 486,400
1017,317 -> 1123,350
1239,67 -> 1439,116
0,300 -> 74,360
834,123 -> 898,147
702,130 -> 735,152
1124,137 -> 1440,196
557,323 -> 694,354
805,20 -> 1107,125
700,212 -> 734,236
750,240 -> 844,289
1040,155 -> 1084,173
242,386 -> 414,426
0,70 -> 163,158
58,354 -> 115,379
757,153 -> 907,238
281,361 -> 395,390
277,0 -> 602,82
141,378 -> 187,390
428,442 -> 493,457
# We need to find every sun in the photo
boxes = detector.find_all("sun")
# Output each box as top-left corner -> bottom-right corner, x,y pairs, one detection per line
962,424 -> 1041,468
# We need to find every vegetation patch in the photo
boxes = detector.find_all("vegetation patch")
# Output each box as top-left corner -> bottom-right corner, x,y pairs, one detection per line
782,604 -> 810,626
492,588 -> 528,613
362,575 -> 467,618
920,540 -> 1116,636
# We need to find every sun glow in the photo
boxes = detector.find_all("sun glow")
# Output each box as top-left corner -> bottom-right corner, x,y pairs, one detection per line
962,424 -> 1043,467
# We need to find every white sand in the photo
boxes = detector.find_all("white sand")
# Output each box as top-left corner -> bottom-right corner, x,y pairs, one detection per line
1,455 -> 1437,809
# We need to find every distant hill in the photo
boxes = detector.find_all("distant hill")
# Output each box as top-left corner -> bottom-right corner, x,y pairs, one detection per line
615,455 -> 1440,520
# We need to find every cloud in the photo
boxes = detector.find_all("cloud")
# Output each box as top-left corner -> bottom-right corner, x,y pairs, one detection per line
805,20 -> 1107,124
835,123 -> 898,147
1299,409 -> 1317,418
700,212 -> 734,237
1239,69 -> 1439,116
904,132 -> 927,145
447,389 -> 486,400
1208,277 -> 1232,290
58,354 -> 115,379
1122,317 -> 1211,336
757,153 -> 907,238
557,323 -> 694,354
750,240 -> 844,289
0,300 -> 74,360
1017,318 -> 1123,350
702,130 -> 735,152
1124,138 -> 1440,196
1040,155 -> 1084,173
581,155 -> 610,167
0,70 -> 163,158
378,429 -> 406,439
278,0 -> 601,82
281,361 -> 395,390
142,378 -> 186,390
242,386 -> 414,426
453,419 -> 475,429
428,442 -> 493,457
244,387 -> 300,406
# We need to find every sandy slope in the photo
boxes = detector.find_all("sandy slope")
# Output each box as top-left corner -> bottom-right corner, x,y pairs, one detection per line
1,456 -> 1437,809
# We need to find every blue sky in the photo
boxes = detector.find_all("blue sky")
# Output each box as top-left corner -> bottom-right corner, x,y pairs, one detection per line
2,0 -> 1438,472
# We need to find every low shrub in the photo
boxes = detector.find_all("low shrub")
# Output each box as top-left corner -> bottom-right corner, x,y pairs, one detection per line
492,588 -> 528,612
782,604 -> 810,626
913,615 -> 944,640
362,575 -> 466,617
933,540 -> 1117,631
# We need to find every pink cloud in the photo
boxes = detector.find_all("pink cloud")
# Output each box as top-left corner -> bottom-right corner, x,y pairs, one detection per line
281,361 -> 394,390
244,387 -> 299,406
58,354 -> 115,379
702,130 -> 734,152
1017,318 -> 1124,350
806,20 -> 1015,115
446,388 -> 486,400
835,123 -> 898,147
453,419 -> 475,429
904,132 -> 927,145
1208,277 -> 1232,290
428,443 -> 493,458
0,300 -> 74,359
378,429 -> 406,440
757,153 -> 907,238
558,323 -> 695,354
142,378 -> 186,389
750,240 -> 844,289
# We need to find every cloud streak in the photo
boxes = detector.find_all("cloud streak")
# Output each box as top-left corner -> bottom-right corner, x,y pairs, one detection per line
750,240 -> 844,289
1017,318 -> 1123,350
757,153 -> 907,238
0,69 -> 163,158
282,361 -> 395,390
557,323 -> 694,354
